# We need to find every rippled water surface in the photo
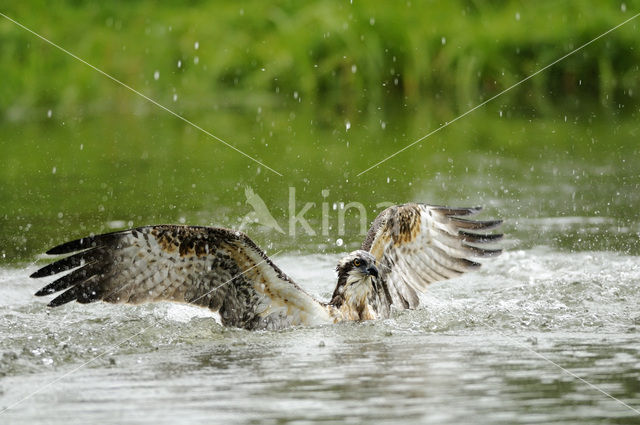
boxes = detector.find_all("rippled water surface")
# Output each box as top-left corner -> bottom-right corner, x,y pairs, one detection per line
2,238 -> 640,424
2,6 -> 640,421
2,113 -> 640,423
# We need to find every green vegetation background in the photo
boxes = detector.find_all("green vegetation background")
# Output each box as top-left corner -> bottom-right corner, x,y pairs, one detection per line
2,1 -> 639,122
1,1 -> 639,262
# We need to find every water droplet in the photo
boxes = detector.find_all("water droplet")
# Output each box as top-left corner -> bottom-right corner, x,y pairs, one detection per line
52,167 -> 57,174
177,60 -> 182,68
499,110 -> 503,117
345,120 -> 351,131
336,238 -> 344,247
369,17 -> 375,25
194,56 -> 199,65
621,3 -> 627,12
173,93 -> 178,102
194,41 -> 199,50
351,64 -> 357,73
47,109 -> 52,118
441,36 -> 446,45
515,12 -> 521,21
293,91 -> 299,99
153,70 -> 160,80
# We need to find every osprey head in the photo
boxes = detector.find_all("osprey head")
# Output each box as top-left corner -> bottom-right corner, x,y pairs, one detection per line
335,250 -> 379,282
330,250 -> 381,319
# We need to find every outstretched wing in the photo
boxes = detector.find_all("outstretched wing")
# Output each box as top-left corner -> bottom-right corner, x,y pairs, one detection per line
31,225 -> 331,330
361,204 -> 502,310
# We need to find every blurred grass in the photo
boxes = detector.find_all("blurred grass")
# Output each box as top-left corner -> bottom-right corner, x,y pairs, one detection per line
1,1 -> 640,263
1,1 -> 639,124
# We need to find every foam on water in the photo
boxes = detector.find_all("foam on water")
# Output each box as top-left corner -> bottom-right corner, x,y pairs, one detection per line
1,245 -> 640,424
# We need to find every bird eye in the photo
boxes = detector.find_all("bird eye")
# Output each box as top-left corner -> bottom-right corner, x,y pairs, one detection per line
353,258 -> 361,267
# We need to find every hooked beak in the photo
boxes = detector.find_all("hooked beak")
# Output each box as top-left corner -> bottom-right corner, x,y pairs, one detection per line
366,265 -> 379,278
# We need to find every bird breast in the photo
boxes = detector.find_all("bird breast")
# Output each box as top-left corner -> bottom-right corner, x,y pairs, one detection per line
338,275 -> 379,321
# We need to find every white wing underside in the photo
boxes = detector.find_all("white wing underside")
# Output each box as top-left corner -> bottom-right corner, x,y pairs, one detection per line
31,205 -> 502,329
31,226 -> 333,330
363,204 -> 502,310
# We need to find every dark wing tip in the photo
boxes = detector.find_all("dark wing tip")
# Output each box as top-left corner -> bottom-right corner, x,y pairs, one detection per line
464,259 -> 483,269
47,288 -> 79,307
430,205 -> 483,216
30,269 -> 50,279
47,298 -> 68,307
45,229 -> 131,255
30,249 -> 99,279
46,237 -> 95,255
34,287 -> 56,296
30,264 -> 67,279
458,230 -> 504,243
463,244 -> 503,257
450,217 -> 503,231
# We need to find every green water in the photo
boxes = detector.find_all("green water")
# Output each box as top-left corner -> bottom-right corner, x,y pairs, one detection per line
1,107 -> 639,262
2,3 -> 640,423
2,1 -> 639,262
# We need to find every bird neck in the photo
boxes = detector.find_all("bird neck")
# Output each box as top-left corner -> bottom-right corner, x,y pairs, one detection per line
329,274 -> 379,321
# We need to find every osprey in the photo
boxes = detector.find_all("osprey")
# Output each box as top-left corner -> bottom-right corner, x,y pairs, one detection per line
31,204 -> 502,330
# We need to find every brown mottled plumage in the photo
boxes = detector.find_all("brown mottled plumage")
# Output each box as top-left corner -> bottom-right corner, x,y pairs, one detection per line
31,203 -> 502,330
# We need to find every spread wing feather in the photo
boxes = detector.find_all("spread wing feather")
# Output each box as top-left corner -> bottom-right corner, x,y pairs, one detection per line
362,204 -> 502,310
31,225 -> 331,330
